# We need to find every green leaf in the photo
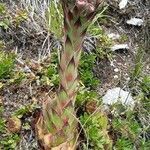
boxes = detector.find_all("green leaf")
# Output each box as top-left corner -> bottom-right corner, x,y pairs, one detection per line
0,3 -> 6,14
0,18 -> 10,30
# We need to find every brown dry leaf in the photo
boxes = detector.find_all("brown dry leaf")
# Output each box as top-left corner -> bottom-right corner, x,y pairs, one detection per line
29,61 -> 42,72
7,116 -> 21,133
85,100 -> 98,114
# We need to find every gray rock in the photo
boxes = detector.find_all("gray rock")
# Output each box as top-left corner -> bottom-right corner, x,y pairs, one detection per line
119,0 -> 128,9
126,18 -> 144,26
102,87 -> 134,108
111,44 -> 129,51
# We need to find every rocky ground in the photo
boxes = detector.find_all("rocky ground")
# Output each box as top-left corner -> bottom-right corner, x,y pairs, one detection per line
0,0 -> 149,149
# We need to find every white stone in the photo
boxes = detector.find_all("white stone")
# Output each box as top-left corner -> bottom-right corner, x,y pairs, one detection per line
119,0 -> 128,9
110,61 -> 115,67
114,68 -> 119,72
126,77 -> 130,81
102,87 -> 134,108
114,75 -> 119,79
126,18 -> 144,26
24,66 -> 31,73
111,44 -> 129,51
108,33 -> 120,40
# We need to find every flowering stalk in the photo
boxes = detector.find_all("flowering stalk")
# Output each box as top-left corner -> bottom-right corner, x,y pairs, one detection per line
35,0 -> 102,149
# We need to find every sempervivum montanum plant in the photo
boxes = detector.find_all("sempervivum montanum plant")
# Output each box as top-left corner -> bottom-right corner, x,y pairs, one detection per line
35,0 -> 102,149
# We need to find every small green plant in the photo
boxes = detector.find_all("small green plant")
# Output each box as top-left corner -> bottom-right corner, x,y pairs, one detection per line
79,53 -> 99,88
131,48 -> 144,82
0,133 -> 20,150
111,103 -> 150,149
87,14 -> 113,59
40,52 -> 59,86
46,1 -> 63,38
42,64 -> 59,86
115,137 -> 134,150
13,104 -> 36,118
14,10 -> 28,27
0,51 -> 15,79
141,75 -> 150,95
96,33 -> 113,59
80,112 -> 112,150
88,24 -> 103,37
0,3 -> 6,14
0,3 -> 10,30
0,18 -> 10,30
0,3 -> 28,29
76,89 -> 98,106
139,75 -> 150,111
0,107 -> 20,150
113,117 -> 141,140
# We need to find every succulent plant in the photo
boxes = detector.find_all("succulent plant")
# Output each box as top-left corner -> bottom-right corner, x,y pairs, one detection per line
35,0 -> 102,149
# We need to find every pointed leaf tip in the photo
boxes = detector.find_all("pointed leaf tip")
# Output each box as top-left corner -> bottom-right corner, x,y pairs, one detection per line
68,10 -> 74,21
66,34 -> 72,45
74,17 -> 82,28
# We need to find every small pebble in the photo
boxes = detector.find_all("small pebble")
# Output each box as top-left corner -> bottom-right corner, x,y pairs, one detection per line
114,75 -> 119,79
119,0 -> 128,9
114,68 -> 119,72
126,18 -> 144,26
126,77 -> 130,81
24,66 -> 31,73
110,61 -> 115,67
111,44 -> 129,51
146,65 -> 149,69
108,33 -> 120,40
